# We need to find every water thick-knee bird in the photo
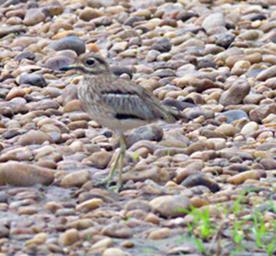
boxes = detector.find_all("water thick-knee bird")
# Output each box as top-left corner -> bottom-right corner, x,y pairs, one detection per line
61,52 -> 180,191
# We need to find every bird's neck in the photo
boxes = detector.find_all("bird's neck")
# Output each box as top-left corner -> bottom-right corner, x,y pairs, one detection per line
84,71 -> 113,81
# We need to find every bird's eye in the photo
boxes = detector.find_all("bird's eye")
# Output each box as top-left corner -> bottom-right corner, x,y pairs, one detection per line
86,59 -> 95,66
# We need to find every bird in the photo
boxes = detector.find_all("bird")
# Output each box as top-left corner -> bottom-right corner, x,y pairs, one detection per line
61,52 -> 180,191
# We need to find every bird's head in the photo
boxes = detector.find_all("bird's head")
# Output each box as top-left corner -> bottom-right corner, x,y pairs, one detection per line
60,53 -> 110,75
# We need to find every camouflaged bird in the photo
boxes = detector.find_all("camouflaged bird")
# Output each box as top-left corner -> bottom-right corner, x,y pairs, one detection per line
62,52 -> 180,191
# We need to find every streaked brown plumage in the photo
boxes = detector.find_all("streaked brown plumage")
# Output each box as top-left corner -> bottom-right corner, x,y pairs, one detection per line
62,52 -> 178,191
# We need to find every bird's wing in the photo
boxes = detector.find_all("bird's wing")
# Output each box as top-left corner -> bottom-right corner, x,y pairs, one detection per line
100,78 -> 176,122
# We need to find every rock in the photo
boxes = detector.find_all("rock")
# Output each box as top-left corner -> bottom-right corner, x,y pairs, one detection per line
249,104 -> 276,123
175,167 -> 201,184
60,170 -> 90,187
186,141 -> 210,155
240,122 -> 259,136
231,60 -> 250,75
63,100 -> 82,112
23,8 -> 46,26
102,223 -> 132,238
102,248 -> 129,256
219,78 -> 250,106
68,120 -> 88,130
19,130 -> 52,146
0,161 -> 54,186
126,125 -> 163,147
83,150 -> 112,169
0,225 -> 9,238
151,38 -> 171,53
76,198 -> 103,212
214,32 -> 235,48
90,237 -> 113,253
42,1 -> 64,16
202,12 -> 225,34
26,233 -> 48,246
215,123 -> 237,137
183,107 -> 214,120
148,228 -> 171,240
6,87 -> 25,100
50,36 -> 86,55
59,229 -> 79,246
0,25 -> 26,38
124,199 -> 151,212
260,159 -> 276,170
0,147 -> 33,162
123,166 -> 170,183
0,191 -> 8,203
19,73 -> 47,87
243,93 -> 264,104
153,68 -> 175,78
256,65 -> 276,81
227,170 -> 266,185
44,52 -> 77,71
181,173 -> 220,193
150,195 -> 191,218
79,7 -> 102,21
220,110 -> 249,123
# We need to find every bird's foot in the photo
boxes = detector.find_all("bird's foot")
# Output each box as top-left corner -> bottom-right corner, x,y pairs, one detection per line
94,177 -> 123,192
94,176 -> 112,188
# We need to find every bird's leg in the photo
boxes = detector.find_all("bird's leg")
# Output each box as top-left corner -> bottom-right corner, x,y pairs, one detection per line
115,133 -> 126,192
97,133 -> 126,191
101,148 -> 121,188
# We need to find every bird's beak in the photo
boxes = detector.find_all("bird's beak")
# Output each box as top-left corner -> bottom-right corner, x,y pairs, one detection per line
60,65 -> 81,72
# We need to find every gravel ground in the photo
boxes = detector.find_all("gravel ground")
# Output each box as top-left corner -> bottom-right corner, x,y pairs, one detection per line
0,0 -> 275,255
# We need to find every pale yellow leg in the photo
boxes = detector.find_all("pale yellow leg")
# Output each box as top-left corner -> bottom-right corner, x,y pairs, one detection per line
99,133 -> 126,191
115,133 -> 126,192
104,149 -> 121,188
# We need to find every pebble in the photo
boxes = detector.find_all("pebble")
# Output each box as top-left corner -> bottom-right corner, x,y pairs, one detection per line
25,233 -> 48,246
227,170 -> 266,185
102,224 -> 133,238
151,38 -> 172,53
0,25 -> 26,38
90,237 -> 113,252
76,198 -> 103,212
6,87 -> 25,100
256,65 -> 276,81
79,7 -> 102,21
220,110 -> 249,123
150,195 -> 191,218
50,36 -> 86,55
202,12 -> 225,34
148,227 -> 171,240
44,52 -> 77,71
23,8 -> 45,26
214,32 -> 235,48
0,147 -> 33,162
59,228 -> 79,246
181,173 -> 220,193
19,130 -> 52,146
215,124 -> 237,137
249,104 -> 276,123
240,122 -> 259,136
83,150 -> 112,169
0,161 -> 54,186
126,125 -> 163,147
102,248 -> 129,256
219,78 -> 250,106
60,170 -> 90,188
19,73 -> 47,87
